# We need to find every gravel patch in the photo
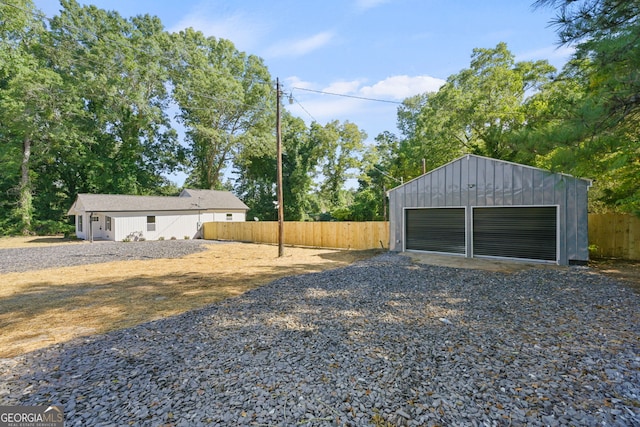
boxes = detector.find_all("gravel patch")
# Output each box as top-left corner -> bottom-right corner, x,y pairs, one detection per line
1,253 -> 639,426
0,240 -> 216,273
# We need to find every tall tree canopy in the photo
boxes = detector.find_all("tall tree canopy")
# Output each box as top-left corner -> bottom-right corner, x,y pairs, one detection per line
234,113 -> 367,221
0,1 -> 275,234
2,0 -> 637,234
386,43 -> 555,182
48,0 -> 181,195
534,0 -> 640,213
312,120 -> 366,210
0,0 -> 63,234
169,29 -> 274,190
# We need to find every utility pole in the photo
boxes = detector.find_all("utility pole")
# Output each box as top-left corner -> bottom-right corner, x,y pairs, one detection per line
276,78 -> 284,257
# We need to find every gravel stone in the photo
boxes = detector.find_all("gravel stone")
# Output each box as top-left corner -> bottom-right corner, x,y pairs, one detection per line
1,249 -> 639,426
0,239 -> 216,273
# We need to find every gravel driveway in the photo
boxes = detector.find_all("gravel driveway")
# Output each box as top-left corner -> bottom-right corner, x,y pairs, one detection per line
0,250 -> 639,426
0,239 -> 215,273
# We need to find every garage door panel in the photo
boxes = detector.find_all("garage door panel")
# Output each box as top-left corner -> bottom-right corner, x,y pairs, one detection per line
473,207 -> 557,261
405,208 -> 465,254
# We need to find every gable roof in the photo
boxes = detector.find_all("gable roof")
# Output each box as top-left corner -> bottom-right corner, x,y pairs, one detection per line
387,154 -> 591,194
179,189 -> 249,210
67,189 -> 249,214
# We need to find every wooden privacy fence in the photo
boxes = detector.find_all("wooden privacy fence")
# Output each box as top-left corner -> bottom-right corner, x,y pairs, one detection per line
589,213 -> 640,260
204,214 -> 638,259
203,221 -> 389,250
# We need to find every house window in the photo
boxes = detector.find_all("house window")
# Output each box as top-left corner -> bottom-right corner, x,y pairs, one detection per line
105,216 -> 112,231
147,216 -> 156,231
226,213 -> 233,221
78,215 -> 83,232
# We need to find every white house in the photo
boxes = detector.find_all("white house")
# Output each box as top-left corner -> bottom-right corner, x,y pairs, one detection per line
67,189 -> 249,242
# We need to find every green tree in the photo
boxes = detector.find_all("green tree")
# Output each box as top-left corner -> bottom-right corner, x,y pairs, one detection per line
534,0 -> 640,213
352,131 -> 403,221
234,113 -> 323,221
394,92 -> 458,179
310,120 -> 367,210
1,0 -> 188,234
281,115 -> 323,220
415,43 -> 555,167
0,0 -> 64,234
48,0 -> 181,196
169,28 -> 273,190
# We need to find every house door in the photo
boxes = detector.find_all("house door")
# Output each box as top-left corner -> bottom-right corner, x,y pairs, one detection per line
90,215 -> 106,240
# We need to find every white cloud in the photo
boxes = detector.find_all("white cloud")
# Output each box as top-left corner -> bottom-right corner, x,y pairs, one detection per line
355,0 -> 391,11
360,75 -> 445,100
285,76 -> 314,90
325,80 -> 366,94
288,96 -> 364,122
264,31 -> 335,58
285,75 -> 446,133
168,7 -> 269,52
517,45 -> 575,66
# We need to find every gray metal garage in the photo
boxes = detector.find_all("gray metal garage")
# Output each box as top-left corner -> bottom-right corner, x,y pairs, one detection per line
387,154 -> 591,265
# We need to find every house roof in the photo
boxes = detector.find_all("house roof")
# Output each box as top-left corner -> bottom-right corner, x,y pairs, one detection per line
67,189 -> 249,214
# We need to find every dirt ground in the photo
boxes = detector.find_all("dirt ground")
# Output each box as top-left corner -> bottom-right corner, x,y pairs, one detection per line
588,258 -> 640,292
0,237 -> 380,358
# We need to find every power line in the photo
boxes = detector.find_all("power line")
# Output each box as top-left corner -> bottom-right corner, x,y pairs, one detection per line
292,87 -> 403,105
2,0 -> 399,128
287,94 -> 318,123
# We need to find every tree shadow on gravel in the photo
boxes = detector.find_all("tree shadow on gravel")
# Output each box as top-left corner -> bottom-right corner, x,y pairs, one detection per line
1,259 -> 638,426
0,262 -> 362,358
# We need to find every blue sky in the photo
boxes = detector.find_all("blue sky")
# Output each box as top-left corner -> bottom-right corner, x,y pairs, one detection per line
34,0 -> 572,184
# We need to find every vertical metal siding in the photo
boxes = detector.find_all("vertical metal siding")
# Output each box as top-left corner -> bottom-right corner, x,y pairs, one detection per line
503,162 -> 513,205
576,180 -> 590,261
460,159 -> 469,206
451,160 -> 461,206
387,155 -> 590,263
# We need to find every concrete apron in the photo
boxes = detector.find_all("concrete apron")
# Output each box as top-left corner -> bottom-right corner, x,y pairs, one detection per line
402,252 -> 563,273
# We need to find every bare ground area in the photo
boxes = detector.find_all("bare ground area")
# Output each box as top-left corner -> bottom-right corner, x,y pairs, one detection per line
589,258 -> 640,292
0,237 -> 379,358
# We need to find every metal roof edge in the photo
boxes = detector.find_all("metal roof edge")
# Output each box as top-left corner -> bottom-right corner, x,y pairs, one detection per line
386,154 -> 592,195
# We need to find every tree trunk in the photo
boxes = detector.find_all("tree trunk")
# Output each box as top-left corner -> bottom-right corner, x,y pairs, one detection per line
18,135 -> 32,235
